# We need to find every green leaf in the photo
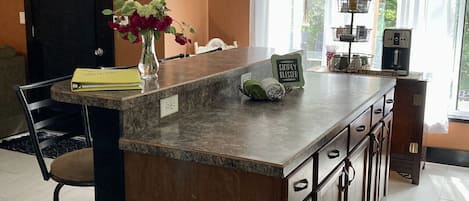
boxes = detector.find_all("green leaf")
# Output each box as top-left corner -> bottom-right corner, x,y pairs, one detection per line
137,4 -> 156,17
167,26 -> 176,34
115,0 -> 124,9
128,32 -> 137,43
150,0 -> 163,8
118,32 -> 126,39
121,1 -> 138,15
102,9 -> 113,15
154,31 -> 161,41
189,27 -> 196,34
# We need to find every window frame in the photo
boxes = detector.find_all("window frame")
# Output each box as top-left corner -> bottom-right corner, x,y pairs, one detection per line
451,0 -> 469,120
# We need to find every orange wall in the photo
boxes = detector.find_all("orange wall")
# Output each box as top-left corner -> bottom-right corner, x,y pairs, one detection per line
425,122 -> 469,151
164,0 -> 208,57
0,0 -> 27,55
208,0 -> 250,47
1,0 -> 243,64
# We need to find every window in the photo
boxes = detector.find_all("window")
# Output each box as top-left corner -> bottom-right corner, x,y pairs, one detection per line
301,0 -> 395,70
456,0 -> 469,113
302,0 -> 325,68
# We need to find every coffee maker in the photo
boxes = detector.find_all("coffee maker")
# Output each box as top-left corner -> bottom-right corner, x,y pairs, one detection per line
381,29 -> 411,76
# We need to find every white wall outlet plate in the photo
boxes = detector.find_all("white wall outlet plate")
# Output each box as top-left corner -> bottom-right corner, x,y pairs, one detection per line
160,95 -> 178,118
241,72 -> 252,86
19,12 -> 25,24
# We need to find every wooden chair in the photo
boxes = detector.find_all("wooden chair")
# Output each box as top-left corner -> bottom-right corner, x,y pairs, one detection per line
15,75 -> 94,201
194,38 -> 238,54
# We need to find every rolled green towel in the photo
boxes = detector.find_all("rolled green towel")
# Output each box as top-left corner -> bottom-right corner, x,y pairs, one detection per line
243,79 -> 268,100
261,78 -> 286,100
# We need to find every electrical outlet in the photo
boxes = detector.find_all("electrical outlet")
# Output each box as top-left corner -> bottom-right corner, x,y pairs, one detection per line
160,95 -> 178,118
19,12 -> 25,24
241,72 -> 252,86
113,15 -> 129,25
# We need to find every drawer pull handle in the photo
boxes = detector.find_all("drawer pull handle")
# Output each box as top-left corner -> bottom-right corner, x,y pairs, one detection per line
372,135 -> 381,154
386,99 -> 394,104
355,125 -> 366,132
374,108 -> 383,114
348,164 -> 356,185
293,179 -> 309,192
327,150 -> 340,159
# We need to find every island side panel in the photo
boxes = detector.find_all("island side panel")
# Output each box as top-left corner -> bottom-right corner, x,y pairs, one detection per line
88,106 -> 125,201
124,151 -> 287,201
121,60 -> 273,137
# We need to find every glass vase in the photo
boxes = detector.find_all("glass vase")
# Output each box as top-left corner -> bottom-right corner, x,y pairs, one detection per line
138,30 -> 159,80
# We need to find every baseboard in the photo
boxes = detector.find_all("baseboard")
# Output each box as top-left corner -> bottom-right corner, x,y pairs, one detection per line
426,147 -> 469,168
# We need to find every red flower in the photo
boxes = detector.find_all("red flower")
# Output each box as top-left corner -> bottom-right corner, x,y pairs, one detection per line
155,16 -> 172,31
117,25 -> 129,33
108,21 -> 120,30
129,12 -> 143,29
175,33 -> 188,45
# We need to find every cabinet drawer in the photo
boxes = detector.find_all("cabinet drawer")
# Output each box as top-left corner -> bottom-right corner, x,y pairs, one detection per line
288,158 -> 313,201
349,108 -> 371,152
384,89 -> 395,115
317,128 -> 348,183
371,97 -> 384,127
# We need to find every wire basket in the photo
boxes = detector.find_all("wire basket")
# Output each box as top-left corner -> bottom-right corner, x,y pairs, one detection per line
337,0 -> 371,13
332,27 -> 372,42
328,52 -> 374,72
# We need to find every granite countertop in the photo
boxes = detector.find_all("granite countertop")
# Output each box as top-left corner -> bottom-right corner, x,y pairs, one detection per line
51,47 -> 283,110
307,66 -> 429,81
120,72 -> 396,178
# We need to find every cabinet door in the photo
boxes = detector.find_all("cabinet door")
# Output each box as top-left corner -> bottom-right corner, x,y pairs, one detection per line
368,122 -> 383,201
347,137 -> 370,201
380,112 -> 393,198
315,164 -> 346,201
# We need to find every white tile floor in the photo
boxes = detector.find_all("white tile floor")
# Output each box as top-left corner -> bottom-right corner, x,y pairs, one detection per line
1,148 -> 469,201
0,149 -> 94,201
388,162 -> 469,201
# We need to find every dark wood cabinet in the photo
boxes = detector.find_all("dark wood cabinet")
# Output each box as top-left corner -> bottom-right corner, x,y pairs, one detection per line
288,158 -> 314,201
315,163 -> 346,201
379,113 -> 393,199
368,122 -> 383,201
346,137 -> 370,201
314,90 -> 394,201
391,79 -> 426,185
317,128 -> 348,183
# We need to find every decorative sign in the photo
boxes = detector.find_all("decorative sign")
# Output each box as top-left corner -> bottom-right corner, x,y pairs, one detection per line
271,53 -> 305,88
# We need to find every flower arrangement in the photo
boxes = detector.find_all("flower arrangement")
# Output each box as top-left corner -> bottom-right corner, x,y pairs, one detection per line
102,0 -> 195,45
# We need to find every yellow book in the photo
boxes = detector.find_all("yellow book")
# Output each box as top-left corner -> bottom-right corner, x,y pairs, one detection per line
71,68 -> 142,92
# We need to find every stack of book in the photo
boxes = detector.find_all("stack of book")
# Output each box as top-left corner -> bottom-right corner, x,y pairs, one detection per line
71,68 -> 142,92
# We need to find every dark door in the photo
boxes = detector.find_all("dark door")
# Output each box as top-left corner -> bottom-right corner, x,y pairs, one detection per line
380,112 -> 393,198
24,0 -> 114,83
368,122 -> 383,201
315,163 -> 346,201
347,137 -> 370,201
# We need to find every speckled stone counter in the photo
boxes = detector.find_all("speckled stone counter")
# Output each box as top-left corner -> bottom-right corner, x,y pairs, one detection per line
50,48 -> 395,200
51,47 -> 291,201
307,66 -> 429,81
51,47 -> 280,110
120,73 -> 395,177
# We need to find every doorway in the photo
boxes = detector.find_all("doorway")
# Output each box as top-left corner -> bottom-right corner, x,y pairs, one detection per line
24,0 -> 114,83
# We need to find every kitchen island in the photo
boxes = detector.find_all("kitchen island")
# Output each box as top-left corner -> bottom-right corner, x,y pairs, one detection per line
51,47 -> 395,201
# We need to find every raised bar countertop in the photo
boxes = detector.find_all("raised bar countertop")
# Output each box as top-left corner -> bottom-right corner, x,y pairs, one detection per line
51,47 -> 280,110
120,72 -> 395,178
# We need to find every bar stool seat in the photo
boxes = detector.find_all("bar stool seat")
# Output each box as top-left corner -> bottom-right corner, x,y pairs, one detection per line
50,147 -> 94,184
